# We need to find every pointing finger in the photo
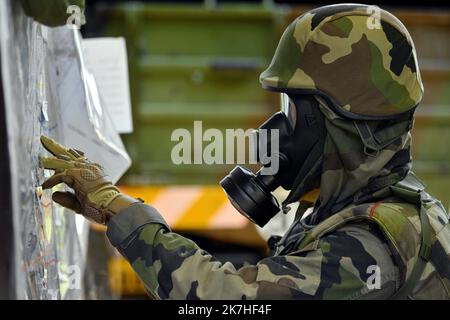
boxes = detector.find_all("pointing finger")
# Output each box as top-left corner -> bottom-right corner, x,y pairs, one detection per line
40,135 -> 78,160
42,172 -> 75,189
40,157 -> 75,171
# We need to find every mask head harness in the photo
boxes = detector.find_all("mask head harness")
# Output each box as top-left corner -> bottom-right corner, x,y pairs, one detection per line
220,94 -> 327,227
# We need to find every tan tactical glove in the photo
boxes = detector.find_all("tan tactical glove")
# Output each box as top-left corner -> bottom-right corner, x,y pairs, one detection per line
40,135 -> 139,224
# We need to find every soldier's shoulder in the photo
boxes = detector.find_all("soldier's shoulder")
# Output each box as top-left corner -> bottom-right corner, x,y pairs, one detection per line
306,200 -> 418,244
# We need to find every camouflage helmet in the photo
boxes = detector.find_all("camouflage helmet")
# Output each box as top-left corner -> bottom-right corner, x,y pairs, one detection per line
260,4 -> 423,120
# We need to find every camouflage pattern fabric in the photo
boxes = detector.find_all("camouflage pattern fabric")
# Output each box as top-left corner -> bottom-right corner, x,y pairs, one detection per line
295,190 -> 450,299
107,190 -> 449,299
108,203 -> 399,299
260,4 -> 423,119
294,97 -> 414,225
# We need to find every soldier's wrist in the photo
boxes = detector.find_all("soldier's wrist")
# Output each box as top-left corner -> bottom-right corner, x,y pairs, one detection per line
107,193 -> 142,214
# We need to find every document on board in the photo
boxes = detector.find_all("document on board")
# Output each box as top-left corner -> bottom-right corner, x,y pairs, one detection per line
81,37 -> 133,133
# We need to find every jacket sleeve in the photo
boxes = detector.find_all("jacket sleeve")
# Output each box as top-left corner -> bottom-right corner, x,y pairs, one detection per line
106,203 -> 399,300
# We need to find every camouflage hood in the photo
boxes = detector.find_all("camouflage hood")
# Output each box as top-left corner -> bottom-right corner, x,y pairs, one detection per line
280,94 -> 413,224
305,97 -> 413,224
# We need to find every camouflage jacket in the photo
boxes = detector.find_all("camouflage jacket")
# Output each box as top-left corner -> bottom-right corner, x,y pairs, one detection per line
106,175 -> 450,300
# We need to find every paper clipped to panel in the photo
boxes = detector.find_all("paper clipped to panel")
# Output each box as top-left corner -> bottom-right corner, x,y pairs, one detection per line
82,37 -> 133,133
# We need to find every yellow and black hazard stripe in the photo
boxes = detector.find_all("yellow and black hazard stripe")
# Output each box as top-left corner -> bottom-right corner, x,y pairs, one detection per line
117,185 -> 248,230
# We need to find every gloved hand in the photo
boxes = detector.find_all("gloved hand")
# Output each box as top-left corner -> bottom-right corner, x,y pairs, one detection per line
40,135 -> 139,224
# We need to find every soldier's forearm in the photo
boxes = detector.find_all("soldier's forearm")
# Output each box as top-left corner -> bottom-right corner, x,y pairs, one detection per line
106,203 -> 171,251
105,203 -> 202,299
105,203 -> 399,300
104,203 -> 324,300
104,203 -> 256,299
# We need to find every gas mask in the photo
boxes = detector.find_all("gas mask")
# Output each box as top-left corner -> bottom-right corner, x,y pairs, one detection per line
220,94 -> 327,227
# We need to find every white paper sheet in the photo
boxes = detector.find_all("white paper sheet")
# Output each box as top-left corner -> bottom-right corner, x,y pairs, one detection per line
81,37 -> 133,133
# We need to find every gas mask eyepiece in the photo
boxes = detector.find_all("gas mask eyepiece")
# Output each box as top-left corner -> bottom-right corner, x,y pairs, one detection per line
220,94 -> 326,227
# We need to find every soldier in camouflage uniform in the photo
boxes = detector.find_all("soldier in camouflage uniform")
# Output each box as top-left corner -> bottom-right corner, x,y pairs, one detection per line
40,4 -> 450,299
